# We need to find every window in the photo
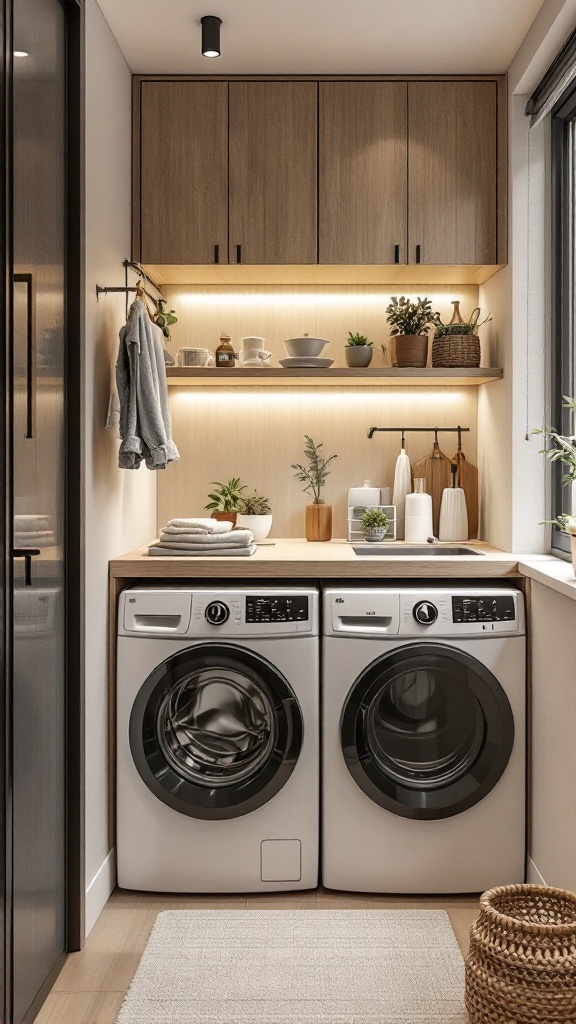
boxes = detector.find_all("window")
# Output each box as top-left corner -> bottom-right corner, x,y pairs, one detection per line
550,87 -> 576,556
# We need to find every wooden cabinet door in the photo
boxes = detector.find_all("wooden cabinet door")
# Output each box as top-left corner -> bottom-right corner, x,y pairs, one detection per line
408,81 -> 498,265
139,82 -> 228,264
319,82 -> 408,265
228,82 -> 317,264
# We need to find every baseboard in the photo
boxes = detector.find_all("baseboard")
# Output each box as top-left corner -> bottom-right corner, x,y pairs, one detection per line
526,856 -> 547,886
85,848 -> 116,937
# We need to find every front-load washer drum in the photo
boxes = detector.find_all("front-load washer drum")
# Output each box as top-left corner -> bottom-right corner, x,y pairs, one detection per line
129,643 -> 303,819
340,643 -> 515,820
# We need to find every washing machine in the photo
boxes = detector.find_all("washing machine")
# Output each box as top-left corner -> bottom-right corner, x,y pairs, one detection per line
117,586 -> 319,892
322,587 -> 525,893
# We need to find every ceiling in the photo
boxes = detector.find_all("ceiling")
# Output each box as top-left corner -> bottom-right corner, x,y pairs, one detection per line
97,0 -> 547,76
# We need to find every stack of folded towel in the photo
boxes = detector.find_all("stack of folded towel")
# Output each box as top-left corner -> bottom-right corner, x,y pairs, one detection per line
149,518 -> 256,557
14,514 -> 56,548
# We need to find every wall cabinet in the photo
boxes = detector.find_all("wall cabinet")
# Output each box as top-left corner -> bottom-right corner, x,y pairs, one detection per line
133,75 -> 506,272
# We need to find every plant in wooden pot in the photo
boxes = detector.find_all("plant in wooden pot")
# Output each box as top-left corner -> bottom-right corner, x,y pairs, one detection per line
361,507 -> 389,542
432,301 -> 492,368
385,295 -> 440,368
534,396 -> 576,574
291,435 -> 337,542
345,332 -> 373,367
235,491 -> 273,542
204,477 -> 246,526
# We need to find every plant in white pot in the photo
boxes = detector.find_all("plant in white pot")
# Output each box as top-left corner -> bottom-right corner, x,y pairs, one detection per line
385,295 -> 440,368
345,332 -> 373,367
235,491 -> 273,542
361,507 -> 389,542
534,395 -> 576,573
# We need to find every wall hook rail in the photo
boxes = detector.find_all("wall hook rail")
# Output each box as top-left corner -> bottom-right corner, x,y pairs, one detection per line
96,260 -> 165,318
367,425 -> 470,439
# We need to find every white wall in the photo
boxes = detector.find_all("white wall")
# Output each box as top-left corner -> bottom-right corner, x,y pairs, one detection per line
84,0 -> 156,936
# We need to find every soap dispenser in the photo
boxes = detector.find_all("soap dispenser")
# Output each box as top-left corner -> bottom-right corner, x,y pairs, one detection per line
404,479 -> 433,543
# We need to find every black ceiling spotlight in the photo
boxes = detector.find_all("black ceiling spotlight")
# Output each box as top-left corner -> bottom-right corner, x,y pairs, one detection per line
201,16 -> 222,58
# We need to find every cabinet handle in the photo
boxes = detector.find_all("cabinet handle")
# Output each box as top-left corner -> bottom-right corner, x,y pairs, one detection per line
394,244 -> 400,264
236,244 -> 242,264
13,548 -> 40,587
214,244 -> 219,264
415,244 -> 421,264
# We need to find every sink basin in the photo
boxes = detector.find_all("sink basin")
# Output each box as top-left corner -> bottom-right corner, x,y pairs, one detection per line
352,545 -> 484,557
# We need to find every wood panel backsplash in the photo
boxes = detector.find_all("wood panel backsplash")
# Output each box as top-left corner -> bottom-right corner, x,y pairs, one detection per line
158,285 -> 481,538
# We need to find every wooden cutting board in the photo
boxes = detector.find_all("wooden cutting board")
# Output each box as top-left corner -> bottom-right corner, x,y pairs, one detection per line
452,448 -> 479,539
412,442 -> 452,536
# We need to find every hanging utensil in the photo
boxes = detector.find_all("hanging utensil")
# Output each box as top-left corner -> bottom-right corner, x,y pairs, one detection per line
412,431 -> 452,536
392,430 -> 412,540
452,426 -> 479,539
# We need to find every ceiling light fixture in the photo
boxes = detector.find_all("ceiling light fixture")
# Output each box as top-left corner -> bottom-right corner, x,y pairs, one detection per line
201,16 -> 221,58
13,51 -> 29,57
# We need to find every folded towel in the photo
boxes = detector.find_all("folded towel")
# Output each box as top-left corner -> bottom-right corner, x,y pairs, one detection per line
14,515 -> 51,530
166,518 -> 232,534
161,523 -> 233,537
148,544 -> 257,558
157,530 -> 254,551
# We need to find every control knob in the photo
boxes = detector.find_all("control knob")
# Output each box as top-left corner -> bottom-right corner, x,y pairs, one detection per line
413,600 -> 438,625
205,601 -> 230,625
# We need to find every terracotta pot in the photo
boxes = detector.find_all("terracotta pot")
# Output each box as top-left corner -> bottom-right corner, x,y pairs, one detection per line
572,535 -> 576,576
306,503 -> 332,542
345,346 -> 373,367
210,511 -> 237,526
391,334 -> 429,368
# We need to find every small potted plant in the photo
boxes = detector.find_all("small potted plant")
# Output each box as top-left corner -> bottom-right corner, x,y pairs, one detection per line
204,477 -> 246,525
235,490 -> 273,542
385,295 -> 440,368
345,332 -> 373,368
361,507 -> 389,542
291,435 -> 337,542
534,396 -> 576,573
432,301 -> 492,368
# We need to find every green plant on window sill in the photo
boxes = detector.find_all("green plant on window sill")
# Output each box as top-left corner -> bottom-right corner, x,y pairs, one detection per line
534,395 -> 576,533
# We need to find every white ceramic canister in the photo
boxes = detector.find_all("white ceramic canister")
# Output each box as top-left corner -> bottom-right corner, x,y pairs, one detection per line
392,449 -> 412,540
348,480 -> 381,512
439,465 -> 468,541
404,478 -> 433,543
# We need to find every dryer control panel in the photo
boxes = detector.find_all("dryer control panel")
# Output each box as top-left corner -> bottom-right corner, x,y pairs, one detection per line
452,594 -> 515,624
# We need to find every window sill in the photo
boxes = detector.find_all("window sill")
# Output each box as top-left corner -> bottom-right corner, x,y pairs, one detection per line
519,555 -> 576,603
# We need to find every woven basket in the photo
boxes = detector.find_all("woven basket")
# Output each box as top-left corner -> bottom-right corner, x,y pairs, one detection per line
465,884 -> 576,1024
432,333 -> 480,367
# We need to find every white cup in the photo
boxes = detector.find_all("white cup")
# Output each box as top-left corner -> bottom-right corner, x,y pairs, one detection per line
177,347 -> 214,367
241,336 -> 266,351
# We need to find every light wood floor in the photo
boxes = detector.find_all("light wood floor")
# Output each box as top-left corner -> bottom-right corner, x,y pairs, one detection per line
35,887 -> 480,1024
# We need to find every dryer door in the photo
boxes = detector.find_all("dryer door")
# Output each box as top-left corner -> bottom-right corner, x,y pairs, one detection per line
340,643 -> 515,820
129,643 -> 303,819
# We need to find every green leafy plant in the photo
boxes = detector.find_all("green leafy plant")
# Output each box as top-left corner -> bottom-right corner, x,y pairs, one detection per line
204,477 -> 246,513
291,435 -> 337,505
346,332 -> 372,347
385,295 -> 440,336
361,508 -> 388,529
434,306 -> 491,338
237,491 -> 272,515
533,396 -> 576,488
544,513 -> 576,535
153,299 -> 178,341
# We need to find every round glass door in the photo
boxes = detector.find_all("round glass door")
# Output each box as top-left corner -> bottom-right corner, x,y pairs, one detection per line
340,643 -> 514,820
130,644 -> 303,819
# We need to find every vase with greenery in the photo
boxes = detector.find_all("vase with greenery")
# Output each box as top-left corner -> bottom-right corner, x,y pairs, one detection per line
291,435 -> 337,541
361,507 -> 389,542
345,332 -> 373,368
534,396 -> 576,572
235,490 -> 273,542
204,477 -> 246,525
385,295 -> 440,368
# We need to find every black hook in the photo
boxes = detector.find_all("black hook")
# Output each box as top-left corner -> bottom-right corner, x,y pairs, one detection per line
457,425 -> 462,451
401,429 -> 406,448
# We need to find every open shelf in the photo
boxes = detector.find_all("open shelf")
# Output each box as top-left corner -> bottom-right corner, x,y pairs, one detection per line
166,366 -> 503,387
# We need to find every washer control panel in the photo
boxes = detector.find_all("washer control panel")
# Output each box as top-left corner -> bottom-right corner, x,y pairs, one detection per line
246,595 -> 309,624
452,595 -> 515,624
412,600 -> 438,625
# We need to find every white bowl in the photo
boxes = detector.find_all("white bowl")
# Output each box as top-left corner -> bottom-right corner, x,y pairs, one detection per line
283,337 -> 328,358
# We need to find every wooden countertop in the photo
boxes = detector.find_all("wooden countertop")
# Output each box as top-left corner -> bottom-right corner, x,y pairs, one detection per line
110,538 -> 520,579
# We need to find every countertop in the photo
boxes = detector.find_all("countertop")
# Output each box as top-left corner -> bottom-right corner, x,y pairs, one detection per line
110,538 -> 520,579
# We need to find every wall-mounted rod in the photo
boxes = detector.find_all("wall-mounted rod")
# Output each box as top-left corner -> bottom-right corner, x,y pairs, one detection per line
95,259 -> 165,318
367,425 -> 470,439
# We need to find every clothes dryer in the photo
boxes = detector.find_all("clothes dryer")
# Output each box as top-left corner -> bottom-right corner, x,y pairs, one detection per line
117,587 -> 319,891
322,587 -> 525,892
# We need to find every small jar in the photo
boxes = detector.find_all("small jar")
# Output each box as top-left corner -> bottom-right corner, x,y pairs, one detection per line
215,333 -> 237,368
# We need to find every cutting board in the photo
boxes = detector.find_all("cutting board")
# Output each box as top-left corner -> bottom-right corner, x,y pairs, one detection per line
412,442 -> 452,536
452,449 -> 479,539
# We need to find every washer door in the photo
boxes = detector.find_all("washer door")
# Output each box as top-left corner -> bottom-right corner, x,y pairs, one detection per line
129,644 -> 303,819
340,643 -> 515,820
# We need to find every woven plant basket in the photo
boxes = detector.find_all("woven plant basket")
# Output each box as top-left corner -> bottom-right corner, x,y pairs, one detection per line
432,333 -> 480,367
465,884 -> 576,1024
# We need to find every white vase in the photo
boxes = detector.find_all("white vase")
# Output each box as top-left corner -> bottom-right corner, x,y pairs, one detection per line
235,513 -> 272,543
392,449 -> 412,540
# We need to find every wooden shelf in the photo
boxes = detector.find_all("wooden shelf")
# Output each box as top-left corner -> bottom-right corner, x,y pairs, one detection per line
146,263 -> 505,288
166,366 -> 503,387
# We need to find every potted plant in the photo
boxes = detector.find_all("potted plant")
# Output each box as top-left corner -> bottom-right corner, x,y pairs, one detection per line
385,295 -> 440,368
534,396 -> 576,572
361,507 -> 389,542
235,491 -> 273,542
291,435 -> 337,542
204,477 -> 246,525
432,301 -> 492,368
345,332 -> 373,368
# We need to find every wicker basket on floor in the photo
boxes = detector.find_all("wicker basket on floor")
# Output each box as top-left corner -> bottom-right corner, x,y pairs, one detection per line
432,334 -> 480,367
465,884 -> 576,1024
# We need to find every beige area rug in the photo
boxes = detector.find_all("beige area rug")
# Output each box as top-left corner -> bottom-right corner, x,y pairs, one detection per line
116,910 -> 467,1023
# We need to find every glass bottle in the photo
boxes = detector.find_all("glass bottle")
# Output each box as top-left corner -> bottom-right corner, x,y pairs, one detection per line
215,333 -> 236,368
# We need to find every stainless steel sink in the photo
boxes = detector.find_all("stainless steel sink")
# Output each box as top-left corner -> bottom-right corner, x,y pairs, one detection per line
352,545 -> 484,556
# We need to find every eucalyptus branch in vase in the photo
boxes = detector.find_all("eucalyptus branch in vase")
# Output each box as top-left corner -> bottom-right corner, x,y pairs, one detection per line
291,435 -> 337,505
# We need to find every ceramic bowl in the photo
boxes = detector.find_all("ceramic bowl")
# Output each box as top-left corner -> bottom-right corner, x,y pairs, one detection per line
283,337 -> 328,358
